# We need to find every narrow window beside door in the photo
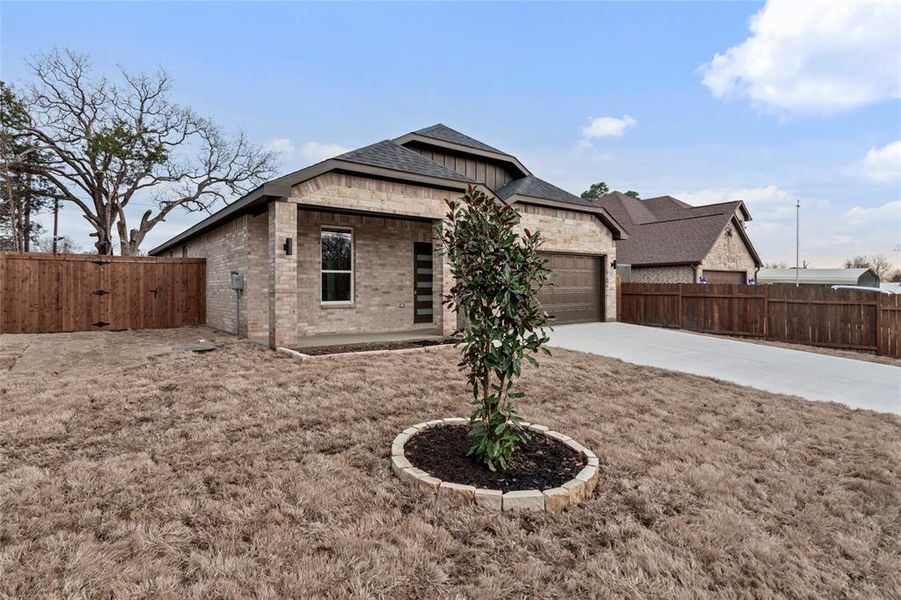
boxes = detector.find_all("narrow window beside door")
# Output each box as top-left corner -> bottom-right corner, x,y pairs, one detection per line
414,242 -> 433,323
321,227 -> 353,304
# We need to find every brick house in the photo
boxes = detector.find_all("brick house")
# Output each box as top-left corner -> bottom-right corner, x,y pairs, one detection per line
596,192 -> 761,284
149,125 -> 626,348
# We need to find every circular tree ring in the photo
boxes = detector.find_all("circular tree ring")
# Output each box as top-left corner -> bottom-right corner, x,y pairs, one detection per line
390,418 -> 600,512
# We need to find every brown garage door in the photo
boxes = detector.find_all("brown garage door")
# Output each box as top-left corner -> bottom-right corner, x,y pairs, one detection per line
539,253 -> 603,324
704,270 -> 746,284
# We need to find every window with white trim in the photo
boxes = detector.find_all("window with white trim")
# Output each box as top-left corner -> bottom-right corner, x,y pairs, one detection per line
321,227 -> 353,303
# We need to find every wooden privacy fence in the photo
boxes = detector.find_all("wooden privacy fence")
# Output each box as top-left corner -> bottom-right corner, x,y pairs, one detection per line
618,282 -> 901,358
0,252 -> 206,334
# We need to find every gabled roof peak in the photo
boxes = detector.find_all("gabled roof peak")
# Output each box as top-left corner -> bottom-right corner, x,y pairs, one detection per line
411,123 -> 507,154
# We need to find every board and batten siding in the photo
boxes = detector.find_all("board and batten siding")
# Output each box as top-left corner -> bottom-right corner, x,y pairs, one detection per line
407,146 -> 517,190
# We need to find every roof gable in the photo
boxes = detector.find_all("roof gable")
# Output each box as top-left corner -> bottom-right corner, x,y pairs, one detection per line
413,123 -> 505,154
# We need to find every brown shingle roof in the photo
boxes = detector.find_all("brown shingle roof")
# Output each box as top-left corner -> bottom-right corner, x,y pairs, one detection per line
597,192 -> 759,266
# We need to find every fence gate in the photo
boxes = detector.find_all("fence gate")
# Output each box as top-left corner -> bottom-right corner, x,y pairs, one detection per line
0,252 -> 206,334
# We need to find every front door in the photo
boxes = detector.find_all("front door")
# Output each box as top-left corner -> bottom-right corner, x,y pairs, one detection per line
413,242 -> 434,323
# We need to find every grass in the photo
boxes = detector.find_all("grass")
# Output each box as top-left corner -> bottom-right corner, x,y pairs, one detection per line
1,331 -> 899,598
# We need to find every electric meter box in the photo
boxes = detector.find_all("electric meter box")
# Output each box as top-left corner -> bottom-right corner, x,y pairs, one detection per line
230,272 -> 245,291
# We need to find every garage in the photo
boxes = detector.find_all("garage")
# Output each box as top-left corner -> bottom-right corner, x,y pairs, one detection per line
703,270 -> 746,284
538,253 -> 604,324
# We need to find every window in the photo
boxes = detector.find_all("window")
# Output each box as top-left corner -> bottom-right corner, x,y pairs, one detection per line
321,227 -> 353,303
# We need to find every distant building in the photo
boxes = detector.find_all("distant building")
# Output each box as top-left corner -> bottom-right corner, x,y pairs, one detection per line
596,192 -> 761,284
756,268 -> 879,287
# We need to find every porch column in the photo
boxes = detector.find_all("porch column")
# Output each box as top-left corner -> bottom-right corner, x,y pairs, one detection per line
268,199 -> 298,349
434,221 -> 457,335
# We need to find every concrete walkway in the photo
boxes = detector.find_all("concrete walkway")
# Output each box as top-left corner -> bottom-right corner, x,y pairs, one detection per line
549,322 -> 901,415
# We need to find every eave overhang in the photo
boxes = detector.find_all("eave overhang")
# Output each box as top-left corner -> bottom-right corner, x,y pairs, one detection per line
506,193 -> 628,240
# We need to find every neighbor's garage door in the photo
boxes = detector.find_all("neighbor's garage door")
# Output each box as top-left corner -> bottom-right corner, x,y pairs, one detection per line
703,270 -> 746,284
539,253 -> 603,324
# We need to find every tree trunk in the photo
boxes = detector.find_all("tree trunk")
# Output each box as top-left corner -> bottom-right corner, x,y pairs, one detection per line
22,197 -> 31,252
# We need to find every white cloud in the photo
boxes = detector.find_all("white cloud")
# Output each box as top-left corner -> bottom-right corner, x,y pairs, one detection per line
299,141 -> 348,162
676,184 -> 793,207
843,200 -> 901,225
264,138 -> 348,168
846,141 -> 901,183
263,137 -> 296,157
700,0 -> 901,115
582,115 -> 636,140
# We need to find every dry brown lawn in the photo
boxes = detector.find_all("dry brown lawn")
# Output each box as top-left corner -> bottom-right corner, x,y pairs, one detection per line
1,329 -> 900,598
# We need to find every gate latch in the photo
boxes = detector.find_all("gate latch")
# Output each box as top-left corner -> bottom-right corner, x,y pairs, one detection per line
93,290 -> 109,296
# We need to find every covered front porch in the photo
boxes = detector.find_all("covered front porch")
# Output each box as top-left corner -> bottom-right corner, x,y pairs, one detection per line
265,189 -> 457,349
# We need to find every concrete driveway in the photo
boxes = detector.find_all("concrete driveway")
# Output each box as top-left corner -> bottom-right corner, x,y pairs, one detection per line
549,322 -> 901,415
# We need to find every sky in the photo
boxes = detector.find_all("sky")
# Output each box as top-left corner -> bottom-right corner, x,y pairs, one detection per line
2,0 -> 899,267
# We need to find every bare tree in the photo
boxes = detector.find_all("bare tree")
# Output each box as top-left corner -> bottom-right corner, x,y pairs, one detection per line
762,261 -> 788,269
844,254 -> 895,280
34,233 -> 82,254
5,49 -> 276,255
0,82 -> 51,251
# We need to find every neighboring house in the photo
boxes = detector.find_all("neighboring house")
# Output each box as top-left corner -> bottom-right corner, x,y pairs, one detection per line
596,191 -> 761,284
757,268 -> 880,287
149,124 -> 626,347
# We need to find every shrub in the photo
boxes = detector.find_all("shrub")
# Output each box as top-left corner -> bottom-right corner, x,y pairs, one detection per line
441,186 -> 551,470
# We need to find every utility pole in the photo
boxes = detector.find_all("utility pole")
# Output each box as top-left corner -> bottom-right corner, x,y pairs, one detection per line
52,198 -> 59,254
795,199 -> 800,287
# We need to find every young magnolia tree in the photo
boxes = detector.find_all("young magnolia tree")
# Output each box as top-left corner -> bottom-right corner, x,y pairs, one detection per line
442,186 -> 551,470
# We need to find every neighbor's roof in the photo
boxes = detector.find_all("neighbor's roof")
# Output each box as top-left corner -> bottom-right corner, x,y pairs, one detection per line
757,268 -> 878,285
597,192 -> 759,267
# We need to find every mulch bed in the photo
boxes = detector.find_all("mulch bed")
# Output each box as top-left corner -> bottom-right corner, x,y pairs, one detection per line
300,337 -> 457,356
404,424 -> 586,492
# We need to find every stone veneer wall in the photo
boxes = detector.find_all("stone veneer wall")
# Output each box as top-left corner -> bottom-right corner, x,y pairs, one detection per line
698,221 -> 758,281
630,265 -> 696,284
290,172 -> 449,220
295,210 -> 440,336
515,203 -> 618,321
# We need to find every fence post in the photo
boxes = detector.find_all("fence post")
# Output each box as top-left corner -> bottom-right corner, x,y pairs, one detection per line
763,285 -> 769,341
876,293 -> 883,356
616,275 -> 621,322
678,284 -> 683,329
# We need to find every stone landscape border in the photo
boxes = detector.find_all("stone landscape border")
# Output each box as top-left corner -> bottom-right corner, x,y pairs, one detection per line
391,418 -> 600,512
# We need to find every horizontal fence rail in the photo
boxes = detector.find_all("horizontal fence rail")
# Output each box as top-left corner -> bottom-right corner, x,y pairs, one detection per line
618,281 -> 901,358
0,252 -> 206,334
